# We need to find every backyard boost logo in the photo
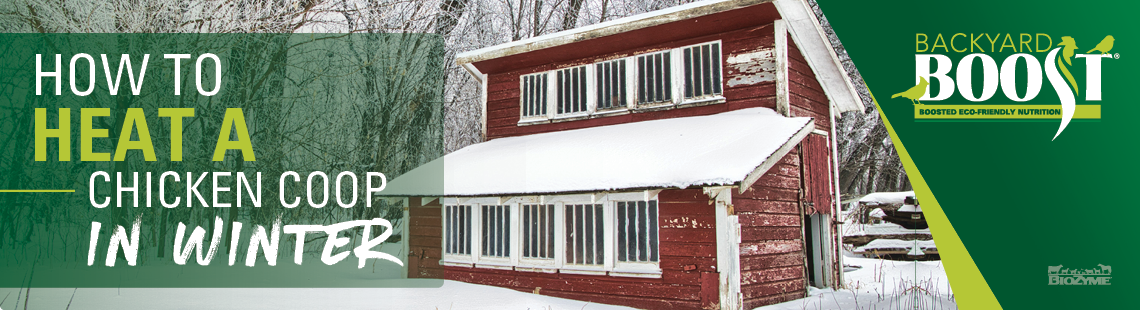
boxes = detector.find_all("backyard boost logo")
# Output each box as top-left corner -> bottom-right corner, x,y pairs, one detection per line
899,33 -> 1117,139
1048,264 -> 1112,285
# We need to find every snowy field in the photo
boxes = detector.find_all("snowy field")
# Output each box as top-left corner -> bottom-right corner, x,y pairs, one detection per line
0,280 -> 634,310
754,256 -> 956,310
0,256 -> 954,310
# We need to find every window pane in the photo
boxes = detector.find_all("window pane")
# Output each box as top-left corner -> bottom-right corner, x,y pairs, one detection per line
565,206 -> 574,263
663,52 -> 672,101
711,43 -> 722,95
545,205 -> 554,258
557,71 -> 565,114
654,53 -> 663,102
575,205 -> 584,264
541,76 -> 548,114
578,67 -> 587,112
625,202 -> 637,261
523,205 -> 531,257
620,200 -> 629,262
697,44 -> 706,95
649,201 -> 659,262
638,56 -> 646,104
688,46 -> 697,96
584,205 -> 594,265
638,201 -> 647,261
478,205 -> 487,253
684,49 -> 693,98
618,61 -> 627,107
459,206 -> 468,254
597,204 -> 604,264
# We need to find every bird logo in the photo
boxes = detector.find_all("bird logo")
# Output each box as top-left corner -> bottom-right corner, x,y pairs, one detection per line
892,76 -> 929,105
1057,36 -> 1080,96
1087,35 -> 1114,54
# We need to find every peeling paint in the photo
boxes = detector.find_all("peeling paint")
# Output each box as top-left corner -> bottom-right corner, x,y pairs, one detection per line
726,49 -> 774,64
726,47 -> 777,87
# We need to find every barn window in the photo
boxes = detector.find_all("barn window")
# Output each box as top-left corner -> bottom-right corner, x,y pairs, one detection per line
444,205 -> 472,256
595,60 -> 627,110
556,66 -> 589,115
440,195 -> 661,277
522,204 -> 555,259
637,51 -> 672,105
616,201 -> 659,262
682,42 -> 722,99
481,205 -> 511,258
520,73 -> 548,119
564,203 -> 605,266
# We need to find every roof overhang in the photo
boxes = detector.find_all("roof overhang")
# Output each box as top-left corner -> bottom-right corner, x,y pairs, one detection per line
455,0 -> 864,113
455,0 -> 774,65
772,0 -> 864,113
382,108 -> 814,197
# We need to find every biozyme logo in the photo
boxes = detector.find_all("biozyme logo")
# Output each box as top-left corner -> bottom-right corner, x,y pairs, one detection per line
896,33 -> 1117,139
1048,264 -> 1113,285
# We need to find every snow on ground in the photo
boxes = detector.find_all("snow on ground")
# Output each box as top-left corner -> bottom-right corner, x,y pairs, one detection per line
754,256 -> 955,310
0,280 -> 634,310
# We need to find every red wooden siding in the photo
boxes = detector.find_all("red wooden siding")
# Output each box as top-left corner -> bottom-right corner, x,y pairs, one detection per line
407,198 -> 444,279
441,188 -> 716,310
483,22 -> 779,141
734,149 -> 808,309
786,39 -> 832,132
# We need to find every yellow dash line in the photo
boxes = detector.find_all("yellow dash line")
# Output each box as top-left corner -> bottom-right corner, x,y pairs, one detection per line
0,190 -> 75,193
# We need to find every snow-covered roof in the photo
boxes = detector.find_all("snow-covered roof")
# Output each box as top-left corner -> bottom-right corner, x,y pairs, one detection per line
858,191 -> 915,205
382,108 -> 813,197
855,239 -> 937,253
455,0 -> 865,113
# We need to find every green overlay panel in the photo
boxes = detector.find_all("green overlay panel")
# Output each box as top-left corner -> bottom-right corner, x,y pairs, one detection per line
0,34 -> 445,287
820,0 -> 1138,308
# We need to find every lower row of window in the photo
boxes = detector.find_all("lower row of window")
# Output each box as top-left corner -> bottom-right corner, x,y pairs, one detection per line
443,200 -> 660,272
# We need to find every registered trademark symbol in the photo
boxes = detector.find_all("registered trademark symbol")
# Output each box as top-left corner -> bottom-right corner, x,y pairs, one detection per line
1114,53 -> 1120,59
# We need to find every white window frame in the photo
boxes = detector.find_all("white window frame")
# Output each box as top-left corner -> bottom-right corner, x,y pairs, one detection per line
476,203 -> 516,269
515,41 -> 726,126
550,65 -> 595,120
610,192 -> 664,277
517,198 -> 559,273
591,58 -> 634,116
518,72 -> 552,125
632,49 -> 677,109
676,40 -> 726,106
441,202 -> 475,266
556,199 -> 608,275
440,193 -> 662,278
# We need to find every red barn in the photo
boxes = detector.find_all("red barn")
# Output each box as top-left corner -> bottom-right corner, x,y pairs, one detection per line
384,0 -> 865,308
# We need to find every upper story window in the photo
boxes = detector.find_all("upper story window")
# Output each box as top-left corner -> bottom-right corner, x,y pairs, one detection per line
555,66 -> 589,116
521,73 -> 549,120
683,42 -> 723,100
637,51 -> 672,105
518,41 -> 723,125
595,60 -> 627,110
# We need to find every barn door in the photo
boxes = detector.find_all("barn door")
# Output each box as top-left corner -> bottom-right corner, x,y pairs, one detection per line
800,133 -> 834,288
801,134 -> 833,214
